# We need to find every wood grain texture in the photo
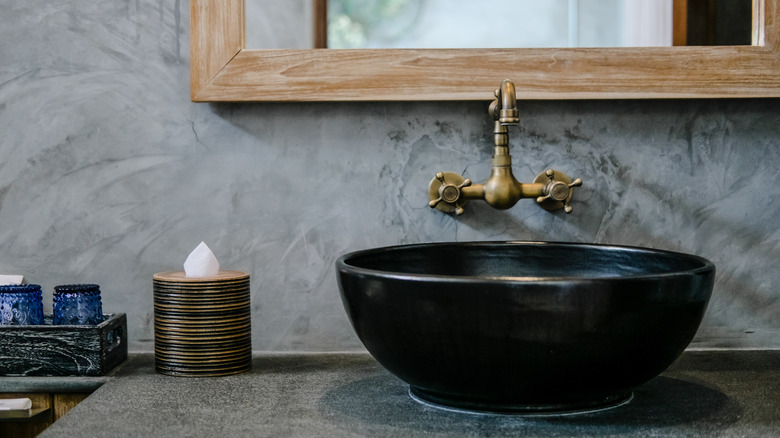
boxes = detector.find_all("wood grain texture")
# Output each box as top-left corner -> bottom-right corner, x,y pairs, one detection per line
0,393 -> 52,438
190,0 -> 244,100
52,393 -> 89,421
0,314 -> 127,377
190,0 -> 780,101
0,393 -> 89,437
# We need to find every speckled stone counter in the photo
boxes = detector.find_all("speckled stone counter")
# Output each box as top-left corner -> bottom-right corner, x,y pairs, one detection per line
28,350 -> 780,437
0,374 -> 109,394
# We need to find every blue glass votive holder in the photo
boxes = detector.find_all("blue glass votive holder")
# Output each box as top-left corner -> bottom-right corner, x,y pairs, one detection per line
0,284 -> 45,325
53,284 -> 104,325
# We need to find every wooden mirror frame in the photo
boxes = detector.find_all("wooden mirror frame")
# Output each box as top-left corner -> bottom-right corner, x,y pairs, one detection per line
191,0 -> 780,101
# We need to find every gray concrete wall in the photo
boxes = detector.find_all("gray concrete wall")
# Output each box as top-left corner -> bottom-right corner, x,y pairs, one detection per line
1,0 -> 778,352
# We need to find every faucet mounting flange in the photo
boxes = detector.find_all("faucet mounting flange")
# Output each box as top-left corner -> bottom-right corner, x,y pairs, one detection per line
428,172 -> 472,216
534,169 -> 583,214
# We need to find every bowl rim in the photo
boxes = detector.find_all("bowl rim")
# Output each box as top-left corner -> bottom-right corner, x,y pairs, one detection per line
336,240 -> 715,284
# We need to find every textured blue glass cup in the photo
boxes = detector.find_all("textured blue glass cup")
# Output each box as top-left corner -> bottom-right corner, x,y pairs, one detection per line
53,284 -> 104,325
0,284 -> 45,325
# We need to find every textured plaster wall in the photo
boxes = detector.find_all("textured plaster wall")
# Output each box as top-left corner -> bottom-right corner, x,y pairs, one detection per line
1,1 -> 778,352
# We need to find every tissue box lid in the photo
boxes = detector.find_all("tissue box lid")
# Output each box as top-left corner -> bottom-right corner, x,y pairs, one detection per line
153,270 -> 249,283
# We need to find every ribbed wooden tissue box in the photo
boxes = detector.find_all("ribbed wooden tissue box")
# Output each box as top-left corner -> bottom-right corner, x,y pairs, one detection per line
0,313 -> 128,376
153,271 -> 251,377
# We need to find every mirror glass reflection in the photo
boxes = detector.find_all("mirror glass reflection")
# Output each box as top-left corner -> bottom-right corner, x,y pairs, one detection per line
245,0 -> 315,49
245,0 -> 752,49
327,0 -> 667,48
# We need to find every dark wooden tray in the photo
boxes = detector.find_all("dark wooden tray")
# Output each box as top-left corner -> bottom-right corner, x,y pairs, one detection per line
0,313 -> 127,376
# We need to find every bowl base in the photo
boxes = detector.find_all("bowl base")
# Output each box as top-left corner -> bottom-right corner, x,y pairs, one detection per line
409,386 -> 633,416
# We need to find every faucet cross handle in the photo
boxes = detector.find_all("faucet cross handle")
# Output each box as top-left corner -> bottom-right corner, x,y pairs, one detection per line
534,169 -> 583,214
429,172 -> 472,215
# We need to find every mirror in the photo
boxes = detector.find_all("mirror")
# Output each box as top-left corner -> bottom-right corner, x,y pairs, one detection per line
322,0 -> 673,49
190,0 -> 780,101
245,0 -> 752,50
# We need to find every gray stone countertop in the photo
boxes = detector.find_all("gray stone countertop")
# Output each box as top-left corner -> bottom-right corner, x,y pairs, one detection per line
0,374 -> 109,394
29,350 -> 780,437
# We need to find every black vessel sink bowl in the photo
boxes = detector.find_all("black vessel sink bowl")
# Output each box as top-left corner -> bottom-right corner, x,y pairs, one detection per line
336,241 -> 714,414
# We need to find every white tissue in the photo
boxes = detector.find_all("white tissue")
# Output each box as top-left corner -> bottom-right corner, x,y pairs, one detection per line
183,241 -> 220,277
0,398 -> 32,411
0,275 -> 23,285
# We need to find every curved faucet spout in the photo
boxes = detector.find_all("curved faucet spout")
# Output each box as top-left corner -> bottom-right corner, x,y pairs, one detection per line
495,79 -> 519,126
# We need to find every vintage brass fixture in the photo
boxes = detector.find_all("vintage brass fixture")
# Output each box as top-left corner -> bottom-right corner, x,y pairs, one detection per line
428,79 -> 582,216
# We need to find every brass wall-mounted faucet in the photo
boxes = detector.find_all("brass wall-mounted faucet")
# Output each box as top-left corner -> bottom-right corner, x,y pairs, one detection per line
428,79 -> 582,216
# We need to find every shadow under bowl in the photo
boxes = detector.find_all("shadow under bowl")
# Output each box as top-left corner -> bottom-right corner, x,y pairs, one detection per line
336,241 -> 714,414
